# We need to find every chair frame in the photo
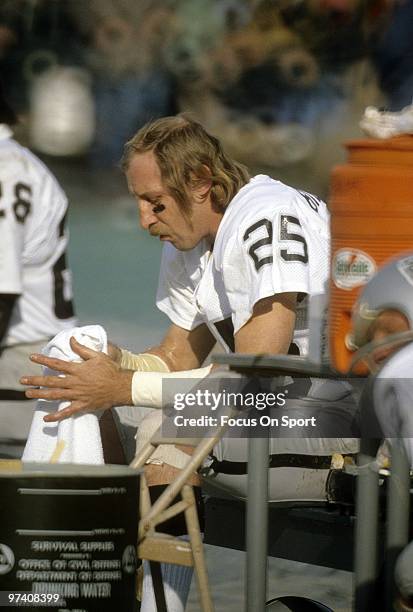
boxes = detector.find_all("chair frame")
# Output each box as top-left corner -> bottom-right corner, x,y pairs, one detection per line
130,415 -> 234,612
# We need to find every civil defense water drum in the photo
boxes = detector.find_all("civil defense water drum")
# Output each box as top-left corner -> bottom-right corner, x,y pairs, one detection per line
328,135 -> 413,373
0,461 -> 139,611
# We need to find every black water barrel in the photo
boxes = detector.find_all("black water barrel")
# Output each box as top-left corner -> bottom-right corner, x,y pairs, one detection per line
0,461 -> 140,611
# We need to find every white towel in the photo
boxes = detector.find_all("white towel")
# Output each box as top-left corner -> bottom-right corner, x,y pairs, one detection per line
22,325 -> 107,465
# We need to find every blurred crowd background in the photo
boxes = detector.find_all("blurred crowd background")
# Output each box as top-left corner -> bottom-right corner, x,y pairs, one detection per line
1,0 -> 413,197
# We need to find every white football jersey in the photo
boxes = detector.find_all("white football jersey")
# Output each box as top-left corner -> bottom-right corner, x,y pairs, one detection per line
0,124 -> 77,347
374,342 -> 413,466
156,175 -> 330,354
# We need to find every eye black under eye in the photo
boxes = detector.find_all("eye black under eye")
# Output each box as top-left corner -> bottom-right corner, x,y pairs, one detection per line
153,203 -> 165,213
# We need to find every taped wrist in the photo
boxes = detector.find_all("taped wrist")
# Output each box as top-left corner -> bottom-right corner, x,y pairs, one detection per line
148,484 -> 204,536
120,350 -> 170,372
131,364 -> 213,409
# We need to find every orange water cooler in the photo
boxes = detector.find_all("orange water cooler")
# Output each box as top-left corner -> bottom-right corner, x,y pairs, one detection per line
328,135 -> 413,373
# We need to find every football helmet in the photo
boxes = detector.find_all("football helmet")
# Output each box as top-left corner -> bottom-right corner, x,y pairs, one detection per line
349,252 -> 413,369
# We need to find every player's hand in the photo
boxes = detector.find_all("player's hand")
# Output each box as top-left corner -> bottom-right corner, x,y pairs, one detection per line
20,337 -> 133,422
107,341 -> 122,364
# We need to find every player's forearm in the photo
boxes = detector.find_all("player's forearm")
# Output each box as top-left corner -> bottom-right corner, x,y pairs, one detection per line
116,344 -> 204,373
109,344 -> 214,409
119,348 -> 171,372
130,364 -> 213,409
137,322 -> 215,372
108,342 -> 172,372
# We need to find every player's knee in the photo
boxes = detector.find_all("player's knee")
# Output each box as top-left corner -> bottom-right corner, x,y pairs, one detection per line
135,411 -> 196,470
135,410 -> 163,453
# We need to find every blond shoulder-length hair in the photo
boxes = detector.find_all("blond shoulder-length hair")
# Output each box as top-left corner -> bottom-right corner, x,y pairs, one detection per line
121,115 -> 250,216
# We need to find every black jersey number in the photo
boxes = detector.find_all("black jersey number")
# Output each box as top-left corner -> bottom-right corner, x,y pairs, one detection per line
279,215 -> 308,263
243,219 -> 273,271
243,215 -> 308,271
0,181 -> 32,223
13,183 -> 32,223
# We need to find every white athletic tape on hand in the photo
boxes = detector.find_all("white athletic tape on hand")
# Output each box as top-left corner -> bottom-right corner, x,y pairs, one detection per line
120,350 -> 170,372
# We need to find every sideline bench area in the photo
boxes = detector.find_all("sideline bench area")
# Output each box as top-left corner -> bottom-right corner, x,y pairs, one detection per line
212,353 -> 411,611
205,498 -> 357,572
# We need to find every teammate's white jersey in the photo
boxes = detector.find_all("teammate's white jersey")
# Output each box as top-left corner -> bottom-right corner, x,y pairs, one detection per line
374,342 -> 413,466
156,174 -> 330,354
0,124 -> 77,347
